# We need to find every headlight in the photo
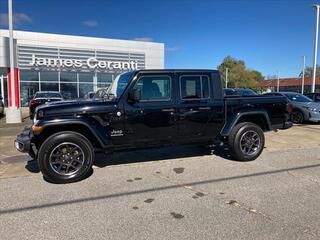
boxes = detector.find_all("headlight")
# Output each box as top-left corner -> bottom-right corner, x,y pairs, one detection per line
302,106 -> 317,112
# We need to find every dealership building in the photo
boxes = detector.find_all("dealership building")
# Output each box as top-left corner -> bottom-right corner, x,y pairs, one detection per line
0,30 -> 164,106
257,77 -> 320,93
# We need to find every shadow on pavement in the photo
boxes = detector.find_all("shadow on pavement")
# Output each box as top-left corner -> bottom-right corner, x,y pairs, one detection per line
94,144 -> 233,168
23,144 -> 233,179
2,162 -> 320,215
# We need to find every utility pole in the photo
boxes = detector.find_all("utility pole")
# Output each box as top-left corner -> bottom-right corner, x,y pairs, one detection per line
312,4 -> 320,93
6,0 -> 22,123
302,56 -> 306,94
225,68 -> 229,88
277,71 -> 280,92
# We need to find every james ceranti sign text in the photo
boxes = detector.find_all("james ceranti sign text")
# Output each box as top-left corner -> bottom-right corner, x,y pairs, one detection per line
29,54 -> 138,70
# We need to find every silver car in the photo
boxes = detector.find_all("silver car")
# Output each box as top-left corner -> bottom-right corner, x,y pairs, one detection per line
265,92 -> 320,124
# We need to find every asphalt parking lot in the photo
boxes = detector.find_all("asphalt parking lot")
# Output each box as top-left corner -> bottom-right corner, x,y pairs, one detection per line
0,117 -> 320,239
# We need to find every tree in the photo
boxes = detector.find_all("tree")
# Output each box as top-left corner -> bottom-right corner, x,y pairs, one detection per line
217,56 -> 263,88
299,65 -> 320,78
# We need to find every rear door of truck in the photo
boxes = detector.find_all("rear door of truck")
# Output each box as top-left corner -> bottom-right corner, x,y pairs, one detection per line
176,71 -> 224,142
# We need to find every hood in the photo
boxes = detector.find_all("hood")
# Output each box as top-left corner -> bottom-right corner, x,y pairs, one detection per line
293,101 -> 320,110
35,99 -> 118,118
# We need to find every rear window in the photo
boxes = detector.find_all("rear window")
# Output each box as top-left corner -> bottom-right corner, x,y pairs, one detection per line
285,93 -> 312,102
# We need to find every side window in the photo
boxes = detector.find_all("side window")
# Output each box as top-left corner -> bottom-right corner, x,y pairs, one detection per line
202,76 -> 210,98
134,76 -> 171,101
180,75 -> 210,100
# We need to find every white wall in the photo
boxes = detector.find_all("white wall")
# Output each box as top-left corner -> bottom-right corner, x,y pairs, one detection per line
0,30 -> 164,69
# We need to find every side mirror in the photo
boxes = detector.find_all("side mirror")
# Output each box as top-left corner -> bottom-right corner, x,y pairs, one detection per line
128,88 -> 141,102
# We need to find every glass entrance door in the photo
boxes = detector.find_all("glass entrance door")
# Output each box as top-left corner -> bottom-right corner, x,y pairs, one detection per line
0,75 -> 8,107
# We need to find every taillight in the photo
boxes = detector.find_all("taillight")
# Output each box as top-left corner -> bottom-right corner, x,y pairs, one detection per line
30,99 -> 40,105
287,103 -> 293,114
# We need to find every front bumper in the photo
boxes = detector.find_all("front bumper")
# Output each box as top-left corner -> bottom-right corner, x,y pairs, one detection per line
14,127 -> 36,158
308,111 -> 320,122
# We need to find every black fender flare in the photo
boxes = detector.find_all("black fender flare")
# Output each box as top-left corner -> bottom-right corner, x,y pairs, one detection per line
36,118 -> 112,148
220,110 -> 272,136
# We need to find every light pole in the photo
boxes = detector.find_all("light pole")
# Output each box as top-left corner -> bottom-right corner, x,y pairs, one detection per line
6,0 -> 22,123
277,71 -> 280,92
312,4 -> 320,93
225,67 -> 229,88
301,56 -> 306,94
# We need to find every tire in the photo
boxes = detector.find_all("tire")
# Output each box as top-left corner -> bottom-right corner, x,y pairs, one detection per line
290,110 -> 304,124
228,122 -> 265,161
37,131 -> 94,183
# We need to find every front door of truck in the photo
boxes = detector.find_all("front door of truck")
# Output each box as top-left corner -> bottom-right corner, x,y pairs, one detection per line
122,73 -> 178,146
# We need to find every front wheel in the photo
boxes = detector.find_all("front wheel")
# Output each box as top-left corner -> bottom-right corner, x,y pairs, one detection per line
37,131 -> 94,183
228,122 -> 265,161
290,110 -> 304,124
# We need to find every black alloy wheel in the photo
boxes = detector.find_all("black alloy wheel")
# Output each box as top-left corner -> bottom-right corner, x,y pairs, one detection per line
49,142 -> 85,176
239,130 -> 261,156
228,122 -> 265,161
37,131 -> 94,183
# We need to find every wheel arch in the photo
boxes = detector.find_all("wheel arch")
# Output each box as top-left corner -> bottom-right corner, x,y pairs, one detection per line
35,122 -> 109,150
221,111 -> 272,137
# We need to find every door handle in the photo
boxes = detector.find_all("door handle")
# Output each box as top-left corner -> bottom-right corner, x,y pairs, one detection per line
198,107 -> 210,110
162,108 -> 175,112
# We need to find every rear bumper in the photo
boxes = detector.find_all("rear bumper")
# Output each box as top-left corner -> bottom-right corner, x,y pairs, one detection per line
14,127 -> 36,158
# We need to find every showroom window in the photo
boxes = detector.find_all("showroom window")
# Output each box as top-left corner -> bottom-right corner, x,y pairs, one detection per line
60,71 -> 77,82
97,73 -> 113,83
79,83 -> 94,98
20,70 -> 39,81
61,82 -> 78,99
19,69 -> 123,105
97,73 -> 113,88
41,82 -> 59,92
79,72 -> 94,83
20,82 -> 39,107
40,71 -> 59,81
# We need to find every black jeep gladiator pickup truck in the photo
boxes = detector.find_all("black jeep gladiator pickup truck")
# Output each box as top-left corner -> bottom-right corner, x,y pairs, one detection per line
15,69 -> 292,183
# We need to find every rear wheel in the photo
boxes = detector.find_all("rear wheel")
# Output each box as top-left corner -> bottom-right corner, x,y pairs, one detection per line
290,110 -> 304,124
228,122 -> 265,161
37,131 -> 94,183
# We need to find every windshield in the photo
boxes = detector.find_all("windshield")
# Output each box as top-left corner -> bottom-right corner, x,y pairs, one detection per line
35,92 -> 62,98
285,93 -> 313,102
107,71 -> 135,97
224,89 -> 236,96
